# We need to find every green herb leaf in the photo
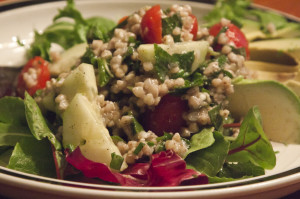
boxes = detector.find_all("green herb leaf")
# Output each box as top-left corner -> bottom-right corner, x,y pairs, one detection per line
154,44 -> 194,81
110,152 -> 124,171
162,14 -> 182,42
185,131 -> 230,176
227,106 -> 276,170
97,58 -> 113,87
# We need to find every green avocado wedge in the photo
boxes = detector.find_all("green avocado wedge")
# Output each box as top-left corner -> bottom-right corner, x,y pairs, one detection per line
228,79 -> 300,144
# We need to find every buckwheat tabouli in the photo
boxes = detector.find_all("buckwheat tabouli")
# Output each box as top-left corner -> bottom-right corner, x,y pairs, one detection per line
0,0 -> 278,186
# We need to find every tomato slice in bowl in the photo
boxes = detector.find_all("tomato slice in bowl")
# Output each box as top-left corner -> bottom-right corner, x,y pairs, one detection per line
17,56 -> 50,97
209,23 -> 249,59
141,5 -> 162,44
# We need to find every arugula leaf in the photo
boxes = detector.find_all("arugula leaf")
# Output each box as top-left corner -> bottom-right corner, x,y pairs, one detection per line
28,31 -> 52,61
28,0 -> 115,61
185,131 -> 230,176
185,127 -> 215,157
0,97 -> 32,147
24,92 -> 61,151
217,161 -> 265,179
110,152 -> 124,171
53,0 -> 86,24
227,106 -> 276,170
7,137 -> 56,178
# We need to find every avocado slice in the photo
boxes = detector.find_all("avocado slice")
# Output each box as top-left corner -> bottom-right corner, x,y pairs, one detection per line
63,93 -> 127,171
137,41 -> 209,72
241,19 -> 266,41
249,38 -> 300,65
241,19 -> 300,42
228,79 -> 300,144
250,70 -> 297,82
245,60 -> 299,73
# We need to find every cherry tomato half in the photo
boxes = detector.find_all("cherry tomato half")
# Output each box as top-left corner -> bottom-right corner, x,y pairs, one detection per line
189,14 -> 198,40
142,94 -> 188,136
209,23 -> 249,59
141,5 -> 162,44
17,56 -> 50,97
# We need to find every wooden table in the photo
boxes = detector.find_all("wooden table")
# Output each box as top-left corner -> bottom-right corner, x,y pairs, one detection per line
253,0 -> 300,19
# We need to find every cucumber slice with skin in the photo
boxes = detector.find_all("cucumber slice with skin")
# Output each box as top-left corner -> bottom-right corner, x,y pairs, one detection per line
228,79 -> 300,144
137,41 -> 209,72
63,93 -> 127,171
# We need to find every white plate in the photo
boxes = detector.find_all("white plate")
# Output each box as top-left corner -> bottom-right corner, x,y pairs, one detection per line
0,0 -> 300,198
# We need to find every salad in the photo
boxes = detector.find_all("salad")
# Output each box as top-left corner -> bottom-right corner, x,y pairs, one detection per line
0,0 -> 299,187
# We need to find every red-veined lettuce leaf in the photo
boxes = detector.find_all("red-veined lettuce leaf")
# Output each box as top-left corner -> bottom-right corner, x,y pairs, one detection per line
66,148 -> 208,186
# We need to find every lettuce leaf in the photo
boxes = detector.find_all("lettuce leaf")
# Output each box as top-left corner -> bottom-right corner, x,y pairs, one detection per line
185,131 -> 230,176
66,148 -> 208,186
227,106 -> 276,170
7,137 -> 56,178
0,97 -> 32,147
185,127 -> 215,157
24,92 -> 65,178
28,0 -> 116,61
24,92 -> 61,151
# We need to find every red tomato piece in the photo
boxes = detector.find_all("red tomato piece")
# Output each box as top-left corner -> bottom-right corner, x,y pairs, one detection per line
17,56 -> 50,97
141,5 -> 162,44
209,23 -> 249,59
189,14 -> 198,40
142,94 -> 188,136
118,16 -> 128,25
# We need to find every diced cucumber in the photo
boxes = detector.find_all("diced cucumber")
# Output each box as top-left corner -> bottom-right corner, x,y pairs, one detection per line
63,93 -> 127,171
49,43 -> 88,76
60,63 -> 97,102
137,41 -> 209,72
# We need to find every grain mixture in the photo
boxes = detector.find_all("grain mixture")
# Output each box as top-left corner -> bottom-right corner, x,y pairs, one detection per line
35,4 -> 250,165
